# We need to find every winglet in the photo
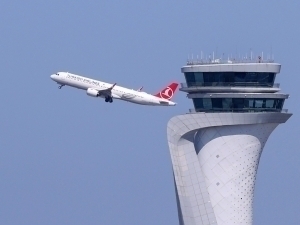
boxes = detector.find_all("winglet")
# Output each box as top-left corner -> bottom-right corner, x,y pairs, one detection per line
137,86 -> 143,91
109,83 -> 116,90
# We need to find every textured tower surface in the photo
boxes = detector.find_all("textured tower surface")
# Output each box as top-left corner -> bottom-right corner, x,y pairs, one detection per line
167,59 -> 292,225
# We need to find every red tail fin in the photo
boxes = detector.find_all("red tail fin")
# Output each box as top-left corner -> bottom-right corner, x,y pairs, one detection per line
154,83 -> 179,100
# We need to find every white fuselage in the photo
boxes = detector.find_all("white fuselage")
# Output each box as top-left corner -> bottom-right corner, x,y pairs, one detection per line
50,72 -> 176,106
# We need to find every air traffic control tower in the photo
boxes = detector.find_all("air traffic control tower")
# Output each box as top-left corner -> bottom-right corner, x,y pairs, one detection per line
167,57 -> 292,225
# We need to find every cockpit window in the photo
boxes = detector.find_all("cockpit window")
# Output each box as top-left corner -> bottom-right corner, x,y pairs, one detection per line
56,73 -> 59,76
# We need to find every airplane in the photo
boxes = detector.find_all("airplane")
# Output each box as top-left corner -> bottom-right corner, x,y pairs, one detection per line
50,72 -> 178,106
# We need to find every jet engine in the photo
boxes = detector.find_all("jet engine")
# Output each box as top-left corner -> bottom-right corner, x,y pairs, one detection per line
86,88 -> 99,97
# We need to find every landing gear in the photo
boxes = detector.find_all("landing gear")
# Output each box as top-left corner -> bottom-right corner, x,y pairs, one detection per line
105,96 -> 113,103
58,84 -> 65,89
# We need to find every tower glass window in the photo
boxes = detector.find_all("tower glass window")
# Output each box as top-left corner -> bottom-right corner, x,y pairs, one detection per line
192,98 -> 284,112
185,72 -> 276,87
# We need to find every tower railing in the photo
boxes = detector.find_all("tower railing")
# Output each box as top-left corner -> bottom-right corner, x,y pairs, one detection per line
186,58 -> 275,65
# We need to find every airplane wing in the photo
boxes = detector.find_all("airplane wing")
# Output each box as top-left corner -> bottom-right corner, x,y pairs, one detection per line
96,83 -> 116,97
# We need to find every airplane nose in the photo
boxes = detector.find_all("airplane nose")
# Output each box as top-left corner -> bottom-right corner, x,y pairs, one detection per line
50,74 -> 55,80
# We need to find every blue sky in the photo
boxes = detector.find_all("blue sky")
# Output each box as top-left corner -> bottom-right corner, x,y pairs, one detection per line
0,1 -> 299,224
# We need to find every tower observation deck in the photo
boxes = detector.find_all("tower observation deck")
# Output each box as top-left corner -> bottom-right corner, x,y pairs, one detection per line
167,58 -> 292,225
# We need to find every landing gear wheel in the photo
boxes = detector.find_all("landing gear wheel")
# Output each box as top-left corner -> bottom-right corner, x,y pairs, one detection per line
105,96 -> 113,103
58,84 -> 64,89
